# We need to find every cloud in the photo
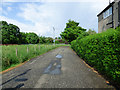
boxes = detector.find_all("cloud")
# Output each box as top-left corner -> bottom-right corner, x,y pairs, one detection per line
17,2 -> 110,35
2,0 -> 114,2
1,2 -> 12,6
1,0 -> 114,36
0,7 -> 8,15
18,3 -> 54,23
0,15 -> 32,32
0,2 -> 13,15
7,7 -> 12,11
17,3 -> 61,37
0,7 -> 2,12
0,15 -> 53,36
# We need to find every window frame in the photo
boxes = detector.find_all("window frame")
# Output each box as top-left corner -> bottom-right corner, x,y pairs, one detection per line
103,7 -> 112,19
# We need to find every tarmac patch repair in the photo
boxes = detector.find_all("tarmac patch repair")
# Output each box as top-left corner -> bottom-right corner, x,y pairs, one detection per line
43,54 -> 63,75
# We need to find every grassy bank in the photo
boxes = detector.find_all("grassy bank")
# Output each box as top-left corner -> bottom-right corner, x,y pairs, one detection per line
71,27 -> 120,87
2,44 -> 67,71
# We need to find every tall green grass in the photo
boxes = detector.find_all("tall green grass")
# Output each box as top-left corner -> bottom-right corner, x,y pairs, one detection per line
2,44 -> 66,71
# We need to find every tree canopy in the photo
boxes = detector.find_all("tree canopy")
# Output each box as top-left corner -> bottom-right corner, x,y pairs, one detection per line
39,36 -> 53,44
60,20 -> 86,43
0,21 -> 56,44
26,32 -> 39,44
1,21 -> 21,44
87,29 -> 96,35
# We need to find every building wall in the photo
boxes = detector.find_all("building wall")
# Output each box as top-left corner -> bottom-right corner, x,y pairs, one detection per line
98,12 -> 113,33
113,2 -> 119,28
118,2 -> 120,25
98,14 -> 103,33
98,1 -> 120,33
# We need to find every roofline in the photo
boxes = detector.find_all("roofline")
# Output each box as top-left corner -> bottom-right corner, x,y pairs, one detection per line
97,2 -> 115,17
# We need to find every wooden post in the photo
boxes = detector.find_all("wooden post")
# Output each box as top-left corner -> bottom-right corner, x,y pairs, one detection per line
16,48 -> 18,56
27,47 -> 29,53
39,46 -> 40,50
34,46 -> 36,51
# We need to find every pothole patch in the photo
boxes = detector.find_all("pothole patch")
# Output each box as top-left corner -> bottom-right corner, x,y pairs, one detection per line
43,60 -> 61,75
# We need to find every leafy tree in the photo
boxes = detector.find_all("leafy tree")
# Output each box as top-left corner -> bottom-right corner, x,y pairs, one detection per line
55,37 -> 61,39
60,20 -> 86,43
1,21 -> 21,44
0,31 -> 1,44
55,37 -> 57,39
58,37 -> 61,39
87,29 -> 96,35
26,32 -> 39,44
0,21 -> 9,44
9,24 -> 21,44
0,21 -> 2,44
39,36 -> 53,44
46,37 -> 53,43
19,32 -> 27,44
39,36 -> 47,44
0,21 -> 55,44
77,31 -> 89,40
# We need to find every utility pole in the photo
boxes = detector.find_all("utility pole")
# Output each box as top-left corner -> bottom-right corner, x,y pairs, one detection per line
53,27 -> 55,45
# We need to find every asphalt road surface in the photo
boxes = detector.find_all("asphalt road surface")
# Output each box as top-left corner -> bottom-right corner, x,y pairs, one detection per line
1,46 -> 114,88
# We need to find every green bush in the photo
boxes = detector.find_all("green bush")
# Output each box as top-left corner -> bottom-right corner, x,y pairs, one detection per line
71,28 -> 120,85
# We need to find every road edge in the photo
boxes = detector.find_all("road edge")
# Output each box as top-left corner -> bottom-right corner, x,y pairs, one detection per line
0,46 -> 65,74
69,47 -> 111,85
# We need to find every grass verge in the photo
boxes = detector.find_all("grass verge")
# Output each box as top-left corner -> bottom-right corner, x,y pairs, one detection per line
2,44 -> 68,71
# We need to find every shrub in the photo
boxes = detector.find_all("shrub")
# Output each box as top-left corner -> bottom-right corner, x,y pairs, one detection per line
71,28 -> 120,85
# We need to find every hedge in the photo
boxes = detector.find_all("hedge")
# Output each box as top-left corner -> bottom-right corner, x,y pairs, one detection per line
71,27 -> 120,86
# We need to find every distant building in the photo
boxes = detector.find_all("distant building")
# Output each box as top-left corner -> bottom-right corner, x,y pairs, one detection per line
97,0 -> 120,33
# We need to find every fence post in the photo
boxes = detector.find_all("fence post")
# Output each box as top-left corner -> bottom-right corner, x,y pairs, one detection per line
16,48 -> 18,56
39,46 -> 40,50
27,47 -> 29,53
34,46 -> 36,52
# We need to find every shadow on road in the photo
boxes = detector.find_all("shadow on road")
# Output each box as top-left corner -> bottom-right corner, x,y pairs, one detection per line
15,83 -> 24,89
1,69 -> 31,86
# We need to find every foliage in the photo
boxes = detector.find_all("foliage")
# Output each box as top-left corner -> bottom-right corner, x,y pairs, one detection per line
39,36 -> 47,44
19,32 -> 27,44
0,21 -> 21,44
56,39 -> 66,44
39,36 -> 53,44
71,28 -> 120,85
45,37 -> 53,43
77,31 -> 89,41
2,44 -> 67,71
0,21 -> 54,44
116,26 -> 120,31
60,20 -> 86,43
55,40 -> 60,44
26,32 -> 39,44
87,29 -> 97,35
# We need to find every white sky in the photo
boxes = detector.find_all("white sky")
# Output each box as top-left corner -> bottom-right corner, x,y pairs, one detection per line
0,0 -> 114,37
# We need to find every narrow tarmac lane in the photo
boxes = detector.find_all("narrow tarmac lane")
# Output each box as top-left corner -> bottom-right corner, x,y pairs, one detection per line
1,46 -> 114,88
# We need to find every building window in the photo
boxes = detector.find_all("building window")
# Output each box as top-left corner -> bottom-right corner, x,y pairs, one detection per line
103,7 -> 112,19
